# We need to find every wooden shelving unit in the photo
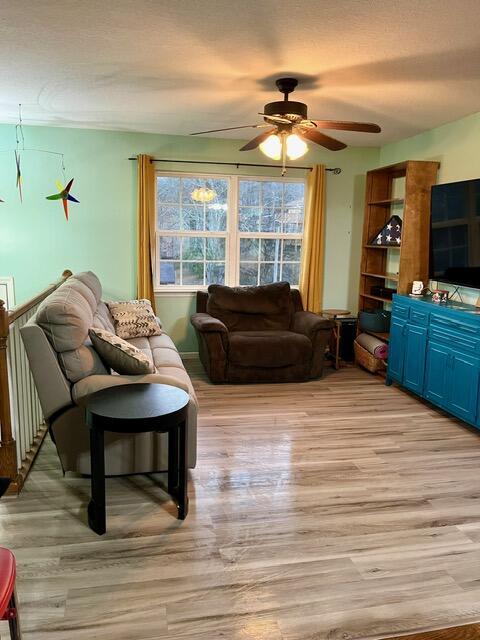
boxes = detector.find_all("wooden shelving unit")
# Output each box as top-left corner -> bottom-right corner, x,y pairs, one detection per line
358,160 -> 440,340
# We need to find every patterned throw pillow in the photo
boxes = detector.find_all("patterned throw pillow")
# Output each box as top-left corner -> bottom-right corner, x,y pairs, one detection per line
89,328 -> 155,375
107,299 -> 161,339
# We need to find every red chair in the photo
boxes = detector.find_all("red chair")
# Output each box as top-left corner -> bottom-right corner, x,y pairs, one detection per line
0,548 -> 21,639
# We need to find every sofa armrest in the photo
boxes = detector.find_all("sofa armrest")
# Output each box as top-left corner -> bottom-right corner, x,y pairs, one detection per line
292,311 -> 333,339
72,372 -> 192,405
191,312 -> 228,333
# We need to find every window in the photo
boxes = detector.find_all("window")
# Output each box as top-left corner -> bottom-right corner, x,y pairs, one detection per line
155,173 -> 305,290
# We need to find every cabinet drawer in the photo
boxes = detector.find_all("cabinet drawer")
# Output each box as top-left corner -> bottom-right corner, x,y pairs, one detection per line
430,313 -> 480,337
410,308 -> 429,326
429,326 -> 480,354
392,302 -> 409,319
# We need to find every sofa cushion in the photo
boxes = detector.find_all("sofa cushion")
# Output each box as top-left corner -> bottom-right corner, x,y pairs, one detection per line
92,301 -> 116,333
207,282 -> 293,331
228,330 -> 311,368
89,328 -> 155,375
107,299 -> 162,339
36,275 -> 108,382
127,334 -> 183,370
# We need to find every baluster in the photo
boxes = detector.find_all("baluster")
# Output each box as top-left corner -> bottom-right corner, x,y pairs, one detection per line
0,300 -> 20,488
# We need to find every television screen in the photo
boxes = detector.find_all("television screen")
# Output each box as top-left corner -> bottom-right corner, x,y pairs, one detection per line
430,178 -> 480,288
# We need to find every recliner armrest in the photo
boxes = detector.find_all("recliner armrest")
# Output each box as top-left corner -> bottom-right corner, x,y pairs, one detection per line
292,311 -> 333,339
191,313 -> 228,333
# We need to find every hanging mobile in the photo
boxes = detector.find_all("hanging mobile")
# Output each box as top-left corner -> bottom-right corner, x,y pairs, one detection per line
46,178 -> 79,221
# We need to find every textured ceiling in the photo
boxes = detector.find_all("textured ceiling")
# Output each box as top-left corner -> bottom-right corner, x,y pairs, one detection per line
1,0 -> 480,145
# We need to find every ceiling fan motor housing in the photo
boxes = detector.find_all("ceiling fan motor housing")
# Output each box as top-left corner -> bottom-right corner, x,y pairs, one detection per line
263,100 -> 308,122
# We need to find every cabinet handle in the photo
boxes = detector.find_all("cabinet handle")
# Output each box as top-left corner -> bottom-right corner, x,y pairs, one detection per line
402,325 -> 407,336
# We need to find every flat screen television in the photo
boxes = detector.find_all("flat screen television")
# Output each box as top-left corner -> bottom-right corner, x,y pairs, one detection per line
430,177 -> 480,288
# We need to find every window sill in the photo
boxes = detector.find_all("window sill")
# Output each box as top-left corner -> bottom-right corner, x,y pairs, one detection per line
154,288 -> 205,296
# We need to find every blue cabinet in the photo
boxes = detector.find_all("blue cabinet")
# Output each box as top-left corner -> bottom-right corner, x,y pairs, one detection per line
388,295 -> 480,430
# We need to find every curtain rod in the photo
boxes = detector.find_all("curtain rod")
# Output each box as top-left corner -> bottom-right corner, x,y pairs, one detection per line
128,157 -> 341,174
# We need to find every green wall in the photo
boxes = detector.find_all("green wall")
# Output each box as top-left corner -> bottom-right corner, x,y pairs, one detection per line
0,123 -> 378,351
380,111 -> 480,304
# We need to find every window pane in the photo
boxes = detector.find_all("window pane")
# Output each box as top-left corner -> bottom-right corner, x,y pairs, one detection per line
206,237 -> 225,261
263,181 -> 283,209
238,179 -> 305,235
182,205 -> 204,230
206,204 -> 227,231
239,180 -> 260,206
157,177 -> 180,203
182,237 -> 204,260
282,262 -> 300,284
259,263 -> 275,284
261,238 -> 281,262
240,238 -> 259,261
261,208 -> 282,232
159,262 -> 180,285
159,236 -> 180,260
283,239 -> 301,261
239,206 -> 260,232
239,263 -> 258,286
157,205 -> 180,230
206,262 -> 225,285
182,262 -> 204,285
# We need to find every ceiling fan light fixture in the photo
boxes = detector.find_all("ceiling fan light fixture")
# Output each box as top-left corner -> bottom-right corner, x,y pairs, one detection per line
191,187 -> 217,203
259,133 -> 282,160
286,133 -> 308,160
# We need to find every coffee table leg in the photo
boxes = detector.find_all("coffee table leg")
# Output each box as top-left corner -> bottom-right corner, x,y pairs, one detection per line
168,426 -> 179,496
177,420 -> 189,520
88,428 -> 106,535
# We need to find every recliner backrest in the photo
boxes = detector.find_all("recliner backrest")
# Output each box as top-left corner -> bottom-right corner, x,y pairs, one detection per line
206,282 -> 294,332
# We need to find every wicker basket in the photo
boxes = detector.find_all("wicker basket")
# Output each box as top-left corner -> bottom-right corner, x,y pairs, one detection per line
354,339 -> 386,373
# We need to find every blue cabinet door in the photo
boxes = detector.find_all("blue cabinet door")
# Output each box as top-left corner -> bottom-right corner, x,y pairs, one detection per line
424,341 -> 449,407
446,352 -> 480,424
403,325 -> 427,394
387,317 -> 407,382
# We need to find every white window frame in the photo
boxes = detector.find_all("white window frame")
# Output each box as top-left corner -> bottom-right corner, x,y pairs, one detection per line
154,171 -> 307,293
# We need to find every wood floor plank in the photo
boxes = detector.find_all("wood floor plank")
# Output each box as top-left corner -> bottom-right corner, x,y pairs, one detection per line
4,363 -> 480,639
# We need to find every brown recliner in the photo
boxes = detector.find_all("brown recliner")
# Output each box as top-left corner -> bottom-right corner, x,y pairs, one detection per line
191,281 -> 333,384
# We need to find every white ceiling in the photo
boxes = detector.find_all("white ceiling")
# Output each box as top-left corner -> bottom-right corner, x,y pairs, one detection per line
1,0 -> 480,146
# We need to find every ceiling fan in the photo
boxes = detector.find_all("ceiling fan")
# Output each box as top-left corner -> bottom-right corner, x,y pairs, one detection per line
190,77 -> 381,174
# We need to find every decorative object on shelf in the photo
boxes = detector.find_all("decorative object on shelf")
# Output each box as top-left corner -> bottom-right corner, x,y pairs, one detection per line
190,186 -> 217,203
46,179 -> 79,220
411,280 -> 424,296
14,150 -> 22,202
432,289 -> 449,303
190,77 -> 381,176
370,214 -> 402,247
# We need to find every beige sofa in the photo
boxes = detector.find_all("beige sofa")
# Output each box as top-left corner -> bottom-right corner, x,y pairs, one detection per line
21,271 -> 198,476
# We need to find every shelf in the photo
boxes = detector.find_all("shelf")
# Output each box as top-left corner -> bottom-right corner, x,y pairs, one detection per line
368,198 -> 404,206
363,329 -> 390,342
360,293 -> 395,304
364,244 -> 401,250
361,271 -> 399,281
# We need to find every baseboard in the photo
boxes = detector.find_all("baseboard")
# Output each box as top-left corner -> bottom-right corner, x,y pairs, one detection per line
180,351 -> 199,360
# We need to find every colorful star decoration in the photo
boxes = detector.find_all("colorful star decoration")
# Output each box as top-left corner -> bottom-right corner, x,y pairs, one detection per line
46,179 -> 79,220
15,150 -> 22,202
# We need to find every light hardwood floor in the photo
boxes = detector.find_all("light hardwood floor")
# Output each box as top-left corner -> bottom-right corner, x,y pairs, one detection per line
4,362 -> 480,639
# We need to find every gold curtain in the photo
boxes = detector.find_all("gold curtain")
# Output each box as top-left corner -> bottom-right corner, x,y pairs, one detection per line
299,164 -> 326,313
136,154 -> 156,312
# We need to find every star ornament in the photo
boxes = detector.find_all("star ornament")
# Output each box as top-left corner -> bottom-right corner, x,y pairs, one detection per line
46,179 -> 79,220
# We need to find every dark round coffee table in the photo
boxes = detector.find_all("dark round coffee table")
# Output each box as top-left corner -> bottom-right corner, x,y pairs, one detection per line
84,383 -> 190,535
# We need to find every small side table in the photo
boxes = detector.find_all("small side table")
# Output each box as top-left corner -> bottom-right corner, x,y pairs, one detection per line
321,309 -> 351,370
85,383 -> 190,535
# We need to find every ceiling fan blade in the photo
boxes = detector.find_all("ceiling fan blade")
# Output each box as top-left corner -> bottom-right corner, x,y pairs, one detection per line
239,128 -> 277,151
310,120 -> 381,133
298,128 -> 347,151
258,113 -> 292,124
190,124 -> 269,136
